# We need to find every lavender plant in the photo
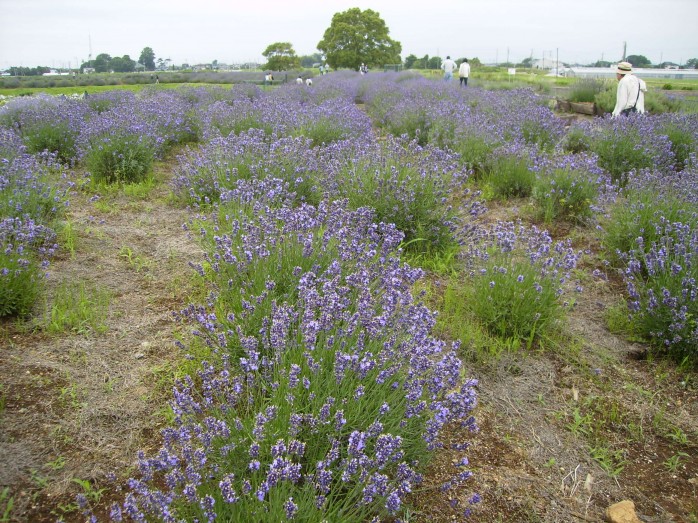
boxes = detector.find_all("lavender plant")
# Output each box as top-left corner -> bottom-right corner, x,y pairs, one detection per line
463,221 -> 582,341
84,133 -> 155,184
602,187 -> 698,269
531,153 -> 611,225
0,130 -> 70,223
171,129 -> 321,208
623,221 -> 698,361
653,113 -> 698,172
0,129 -> 66,317
482,147 -> 537,200
107,200 -> 478,522
194,98 -> 274,141
0,217 -> 57,317
324,135 -> 480,257
0,94 -> 88,163
579,116 -> 677,186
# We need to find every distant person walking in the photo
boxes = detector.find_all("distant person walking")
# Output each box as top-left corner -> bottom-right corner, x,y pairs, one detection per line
305,77 -> 313,86
441,55 -> 457,81
458,58 -> 471,86
296,75 -> 303,85
612,61 -> 647,117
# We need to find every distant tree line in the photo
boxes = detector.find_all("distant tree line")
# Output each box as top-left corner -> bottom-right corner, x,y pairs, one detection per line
80,47 -> 156,73
5,66 -> 52,76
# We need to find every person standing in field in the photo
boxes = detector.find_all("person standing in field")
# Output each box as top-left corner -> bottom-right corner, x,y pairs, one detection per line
612,61 -> 647,117
458,58 -> 471,86
441,55 -> 457,80
296,75 -> 303,84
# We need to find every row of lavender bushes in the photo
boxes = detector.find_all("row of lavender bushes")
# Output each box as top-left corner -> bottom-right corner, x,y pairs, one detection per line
334,72 -> 698,360
0,128 -> 69,316
103,195 -> 480,521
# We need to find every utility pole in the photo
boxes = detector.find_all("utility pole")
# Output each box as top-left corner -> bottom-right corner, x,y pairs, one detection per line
556,48 -> 559,77
622,41 -> 626,61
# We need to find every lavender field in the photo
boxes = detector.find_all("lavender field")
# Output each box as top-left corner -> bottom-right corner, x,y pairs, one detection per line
1,72 -> 697,522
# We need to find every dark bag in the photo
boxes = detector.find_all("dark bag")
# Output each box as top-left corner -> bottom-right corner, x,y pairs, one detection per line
620,77 -> 641,116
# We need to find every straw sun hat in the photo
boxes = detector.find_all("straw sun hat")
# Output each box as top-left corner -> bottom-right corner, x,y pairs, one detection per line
616,61 -> 633,75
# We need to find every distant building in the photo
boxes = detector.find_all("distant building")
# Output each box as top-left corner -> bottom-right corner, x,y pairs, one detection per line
532,57 -> 563,70
566,66 -> 698,80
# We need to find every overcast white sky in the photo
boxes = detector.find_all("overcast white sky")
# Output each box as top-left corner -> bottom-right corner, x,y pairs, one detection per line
1,0 -> 696,69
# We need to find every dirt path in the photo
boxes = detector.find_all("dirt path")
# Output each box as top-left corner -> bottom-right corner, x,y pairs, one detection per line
1,159 -> 202,522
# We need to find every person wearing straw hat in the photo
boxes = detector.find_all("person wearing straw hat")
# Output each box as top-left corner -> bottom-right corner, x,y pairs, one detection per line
612,61 -> 647,117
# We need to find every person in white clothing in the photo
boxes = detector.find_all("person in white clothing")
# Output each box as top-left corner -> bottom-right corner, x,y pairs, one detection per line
612,61 -> 647,117
441,56 -> 457,81
296,76 -> 303,85
458,58 -> 471,87
305,78 -> 313,86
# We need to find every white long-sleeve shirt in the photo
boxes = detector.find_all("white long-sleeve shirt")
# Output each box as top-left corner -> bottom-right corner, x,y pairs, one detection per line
612,74 -> 647,116
458,62 -> 471,77
441,58 -> 457,73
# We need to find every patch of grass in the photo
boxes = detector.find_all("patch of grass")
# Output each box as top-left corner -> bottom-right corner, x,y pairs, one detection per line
72,478 -> 105,504
565,407 -> 592,436
119,246 -> 152,273
664,452 -> 690,473
1,487 -> 15,523
45,456 -> 66,471
57,220 -> 78,259
604,301 -> 636,337
122,175 -> 157,199
42,280 -> 110,334
58,380 -> 84,410
589,445 -> 627,478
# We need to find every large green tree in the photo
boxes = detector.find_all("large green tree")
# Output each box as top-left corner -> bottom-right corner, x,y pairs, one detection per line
93,53 -> 112,73
110,55 -> 136,72
262,42 -> 300,71
317,8 -> 401,70
625,54 -> 651,67
139,47 -> 156,71
403,54 -> 418,69
300,52 -> 323,68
